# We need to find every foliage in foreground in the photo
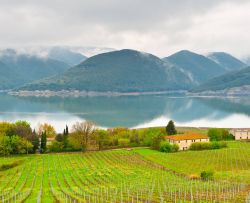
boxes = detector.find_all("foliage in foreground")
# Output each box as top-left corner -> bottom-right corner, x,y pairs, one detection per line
0,150 -> 246,202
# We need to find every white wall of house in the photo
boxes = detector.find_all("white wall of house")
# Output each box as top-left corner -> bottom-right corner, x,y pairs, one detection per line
168,138 -> 209,150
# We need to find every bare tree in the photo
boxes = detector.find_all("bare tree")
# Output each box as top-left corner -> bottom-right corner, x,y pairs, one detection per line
71,121 -> 96,151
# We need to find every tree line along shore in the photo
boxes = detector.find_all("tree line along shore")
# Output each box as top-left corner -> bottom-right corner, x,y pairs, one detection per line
0,120 -> 235,155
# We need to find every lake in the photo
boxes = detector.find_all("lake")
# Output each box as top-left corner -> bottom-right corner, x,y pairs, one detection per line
0,94 -> 250,132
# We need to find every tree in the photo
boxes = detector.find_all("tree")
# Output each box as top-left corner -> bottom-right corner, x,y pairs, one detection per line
208,128 -> 232,141
151,133 -> 165,150
30,130 -> 39,153
0,122 -> 15,137
0,135 -> 33,155
56,134 -> 64,142
37,123 -> 56,138
40,131 -> 47,153
62,125 -> 69,148
71,121 -> 96,151
96,129 -> 110,150
166,120 -> 177,135
13,120 -> 32,140
65,125 -> 69,135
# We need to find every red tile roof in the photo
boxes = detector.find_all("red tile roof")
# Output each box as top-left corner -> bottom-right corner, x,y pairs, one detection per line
165,134 -> 209,141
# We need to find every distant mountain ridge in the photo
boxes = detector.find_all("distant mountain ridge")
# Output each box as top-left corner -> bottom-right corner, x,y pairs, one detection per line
191,66 -> 250,95
47,47 -> 87,66
0,49 -> 70,90
163,50 -> 226,85
207,52 -> 246,71
17,49 -> 195,93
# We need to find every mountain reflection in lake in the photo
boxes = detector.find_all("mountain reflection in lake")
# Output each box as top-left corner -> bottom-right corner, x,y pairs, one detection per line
0,94 -> 249,131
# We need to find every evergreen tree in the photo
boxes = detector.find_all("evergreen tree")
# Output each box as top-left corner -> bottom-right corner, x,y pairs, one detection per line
40,131 -> 47,153
166,120 -> 177,135
63,125 -> 69,148
65,125 -> 69,135
31,129 -> 39,153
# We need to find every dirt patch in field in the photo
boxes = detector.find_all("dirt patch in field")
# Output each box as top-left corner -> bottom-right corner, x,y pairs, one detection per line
0,160 -> 23,171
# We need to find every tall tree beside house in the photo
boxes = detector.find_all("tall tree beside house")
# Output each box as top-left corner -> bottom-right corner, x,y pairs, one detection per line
166,120 -> 177,135
40,131 -> 47,153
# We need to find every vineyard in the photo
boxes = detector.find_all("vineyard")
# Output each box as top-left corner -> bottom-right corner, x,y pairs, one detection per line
0,141 -> 249,202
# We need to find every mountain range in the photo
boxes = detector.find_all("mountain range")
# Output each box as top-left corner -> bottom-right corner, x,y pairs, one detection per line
0,47 -> 248,95
18,49 -> 194,92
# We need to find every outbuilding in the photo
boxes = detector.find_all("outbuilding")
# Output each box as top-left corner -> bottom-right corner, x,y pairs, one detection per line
229,128 -> 250,140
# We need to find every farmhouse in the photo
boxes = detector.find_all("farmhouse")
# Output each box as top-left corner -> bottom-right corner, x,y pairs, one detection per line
165,134 -> 210,151
229,128 -> 250,140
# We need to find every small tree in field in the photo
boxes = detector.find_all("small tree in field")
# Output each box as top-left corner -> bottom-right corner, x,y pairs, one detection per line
166,120 -> 177,135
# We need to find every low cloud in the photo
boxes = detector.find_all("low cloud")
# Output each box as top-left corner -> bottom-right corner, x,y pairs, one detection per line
0,0 -> 249,58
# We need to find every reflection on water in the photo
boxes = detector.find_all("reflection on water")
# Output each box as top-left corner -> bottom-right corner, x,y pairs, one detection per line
0,94 -> 249,131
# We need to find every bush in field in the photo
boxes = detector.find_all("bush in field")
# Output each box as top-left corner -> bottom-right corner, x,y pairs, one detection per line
200,170 -> 214,181
208,128 -> 232,141
118,138 -> 130,147
190,142 -> 227,151
189,142 -> 212,150
211,141 -> 227,149
49,141 -> 64,152
171,143 -> 179,152
160,141 -> 179,153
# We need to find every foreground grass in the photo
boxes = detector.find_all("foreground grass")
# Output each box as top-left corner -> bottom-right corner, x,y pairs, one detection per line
135,141 -> 250,183
0,142 -> 249,202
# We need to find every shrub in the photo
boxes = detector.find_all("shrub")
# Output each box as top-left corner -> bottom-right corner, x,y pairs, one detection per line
171,144 -> 179,152
190,142 -> 227,151
49,141 -> 64,152
160,141 -> 172,152
159,141 -> 179,153
200,171 -> 214,181
189,142 -> 212,150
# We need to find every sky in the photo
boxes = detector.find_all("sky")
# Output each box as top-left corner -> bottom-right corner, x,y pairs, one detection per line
0,0 -> 250,58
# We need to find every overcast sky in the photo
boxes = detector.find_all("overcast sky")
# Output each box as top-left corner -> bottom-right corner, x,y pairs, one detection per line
0,0 -> 250,58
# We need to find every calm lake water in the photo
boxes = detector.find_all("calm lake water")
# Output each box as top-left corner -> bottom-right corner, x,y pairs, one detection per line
0,94 -> 250,132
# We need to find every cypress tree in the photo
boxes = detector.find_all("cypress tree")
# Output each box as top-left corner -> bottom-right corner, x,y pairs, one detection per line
166,120 -> 177,135
40,131 -> 47,153
65,125 -> 69,135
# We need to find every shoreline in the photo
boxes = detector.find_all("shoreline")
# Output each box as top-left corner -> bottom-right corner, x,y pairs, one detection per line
8,90 -> 187,97
7,89 -> 250,97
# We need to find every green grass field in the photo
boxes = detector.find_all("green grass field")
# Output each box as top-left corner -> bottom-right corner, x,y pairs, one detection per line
0,141 -> 249,202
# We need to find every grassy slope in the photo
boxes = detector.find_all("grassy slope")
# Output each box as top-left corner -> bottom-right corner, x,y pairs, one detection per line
135,141 -> 250,183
